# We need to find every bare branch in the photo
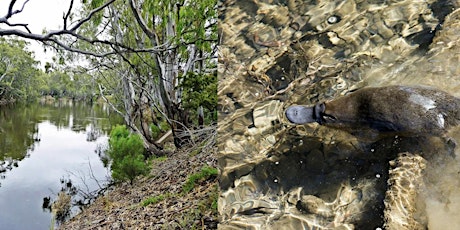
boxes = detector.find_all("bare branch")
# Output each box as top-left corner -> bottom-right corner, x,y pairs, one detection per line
1,0 -> 116,56
45,38 -> 118,57
0,0 -> 31,32
6,0 -> 17,18
0,25 -> 169,58
67,0 -> 115,33
0,0 -> 180,59
63,0 -> 74,30
98,83 -> 125,117
87,159 -> 104,190
0,72 -> 7,82
5,0 -> 29,19
128,0 -> 155,41
0,0 -> 163,58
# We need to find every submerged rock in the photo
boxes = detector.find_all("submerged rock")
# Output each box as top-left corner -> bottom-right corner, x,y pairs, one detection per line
384,152 -> 427,230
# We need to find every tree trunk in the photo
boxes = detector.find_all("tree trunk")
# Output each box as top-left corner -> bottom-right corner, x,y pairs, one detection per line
108,4 -> 165,154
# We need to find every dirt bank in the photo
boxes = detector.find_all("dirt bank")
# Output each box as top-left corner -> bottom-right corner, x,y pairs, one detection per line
58,147 -> 218,229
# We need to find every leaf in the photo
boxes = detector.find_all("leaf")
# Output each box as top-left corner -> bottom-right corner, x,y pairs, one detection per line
90,0 -> 104,9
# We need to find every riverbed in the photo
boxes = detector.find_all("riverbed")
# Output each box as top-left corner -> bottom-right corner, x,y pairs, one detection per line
218,0 -> 460,229
0,101 -> 121,229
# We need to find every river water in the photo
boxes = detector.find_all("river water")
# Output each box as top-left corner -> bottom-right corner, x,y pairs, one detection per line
219,0 -> 460,229
0,101 -> 121,229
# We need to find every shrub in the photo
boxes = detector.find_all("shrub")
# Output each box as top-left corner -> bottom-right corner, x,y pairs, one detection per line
108,125 -> 150,184
51,191 -> 71,223
150,124 -> 161,139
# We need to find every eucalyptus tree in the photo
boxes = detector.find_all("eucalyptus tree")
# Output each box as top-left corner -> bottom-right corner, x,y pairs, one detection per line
95,0 -> 218,150
0,38 -> 41,102
0,0 -> 217,153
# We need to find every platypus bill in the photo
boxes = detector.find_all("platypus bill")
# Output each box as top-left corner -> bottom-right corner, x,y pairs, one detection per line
286,85 -> 460,137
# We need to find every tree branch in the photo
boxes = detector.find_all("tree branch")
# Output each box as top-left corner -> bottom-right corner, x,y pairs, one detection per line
0,0 -> 31,33
67,0 -> 115,33
0,0 -> 164,58
0,72 -> 7,82
63,0 -> 74,30
128,0 -> 155,41
5,0 -> 29,19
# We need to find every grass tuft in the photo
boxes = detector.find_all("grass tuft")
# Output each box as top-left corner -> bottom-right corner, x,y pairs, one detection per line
182,166 -> 218,194
141,194 -> 166,207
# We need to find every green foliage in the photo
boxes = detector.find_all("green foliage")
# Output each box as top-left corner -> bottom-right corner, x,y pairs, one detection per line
150,124 -> 161,139
108,125 -> 150,184
159,120 -> 170,131
211,193 -> 218,212
38,64 -> 96,100
182,166 -> 218,194
82,0 -> 105,25
90,0 -> 104,8
150,119 -> 172,139
74,0 -> 218,150
152,156 -> 168,162
110,124 -> 130,140
197,184 -> 218,214
180,72 -> 217,124
175,0 -> 218,53
141,194 -> 167,207
0,37 -> 42,102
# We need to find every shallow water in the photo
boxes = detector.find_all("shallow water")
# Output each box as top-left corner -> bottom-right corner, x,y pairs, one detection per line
0,101 -> 120,229
218,0 -> 460,229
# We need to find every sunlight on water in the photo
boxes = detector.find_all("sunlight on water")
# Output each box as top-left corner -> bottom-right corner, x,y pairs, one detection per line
218,0 -> 460,229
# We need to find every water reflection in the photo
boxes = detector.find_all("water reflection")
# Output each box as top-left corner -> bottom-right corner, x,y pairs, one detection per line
0,101 -> 117,174
0,101 -> 121,230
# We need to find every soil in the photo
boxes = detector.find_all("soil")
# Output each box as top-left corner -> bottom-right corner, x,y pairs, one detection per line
58,146 -> 219,230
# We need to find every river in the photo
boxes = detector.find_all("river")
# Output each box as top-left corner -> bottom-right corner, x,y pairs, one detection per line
0,100 -> 122,229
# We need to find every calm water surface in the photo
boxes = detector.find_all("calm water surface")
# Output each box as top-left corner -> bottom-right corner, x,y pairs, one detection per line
0,101 -> 121,230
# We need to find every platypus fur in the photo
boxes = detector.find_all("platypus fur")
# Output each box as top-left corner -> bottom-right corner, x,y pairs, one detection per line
286,85 -> 460,138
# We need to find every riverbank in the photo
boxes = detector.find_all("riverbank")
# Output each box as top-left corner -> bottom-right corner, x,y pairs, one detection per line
58,146 -> 219,229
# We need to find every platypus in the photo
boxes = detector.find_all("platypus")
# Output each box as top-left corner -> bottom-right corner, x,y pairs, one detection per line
285,86 -> 460,138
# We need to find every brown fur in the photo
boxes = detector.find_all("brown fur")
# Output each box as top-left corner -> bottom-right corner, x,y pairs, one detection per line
320,86 -> 460,137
